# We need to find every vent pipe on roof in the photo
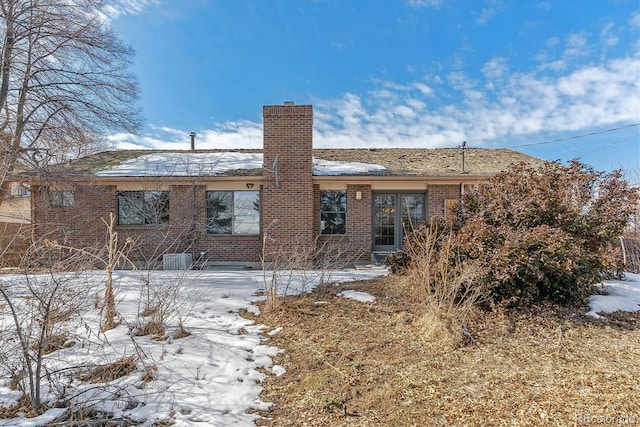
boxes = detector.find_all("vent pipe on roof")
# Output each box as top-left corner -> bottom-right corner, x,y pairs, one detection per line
189,132 -> 196,150
460,141 -> 468,174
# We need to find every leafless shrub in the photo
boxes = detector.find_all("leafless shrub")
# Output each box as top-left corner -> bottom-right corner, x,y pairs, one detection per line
134,321 -> 166,339
401,222 -> 486,346
44,213 -> 135,331
621,167 -> 640,273
261,220 -> 370,311
0,269 -> 95,414
135,269 -> 199,341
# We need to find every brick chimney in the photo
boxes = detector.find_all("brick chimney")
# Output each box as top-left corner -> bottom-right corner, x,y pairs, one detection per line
262,102 -> 314,261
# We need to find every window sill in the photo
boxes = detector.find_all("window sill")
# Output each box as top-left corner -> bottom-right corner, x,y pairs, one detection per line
205,234 -> 260,238
116,224 -> 170,230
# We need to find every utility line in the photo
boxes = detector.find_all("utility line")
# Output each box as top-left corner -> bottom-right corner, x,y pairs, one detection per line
507,123 -> 640,148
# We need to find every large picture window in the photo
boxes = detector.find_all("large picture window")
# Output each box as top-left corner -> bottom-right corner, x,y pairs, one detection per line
320,190 -> 347,235
117,191 -> 169,226
206,191 -> 260,235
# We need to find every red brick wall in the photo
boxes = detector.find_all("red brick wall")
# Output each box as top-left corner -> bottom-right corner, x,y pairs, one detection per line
0,221 -> 30,266
314,184 -> 372,264
27,106 -> 471,267
346,184 -> 373,260
261,103 -> 314,261
30,180 -> 464,266
426,184 -> 462,220
31,182 -> 264,266
32,183 -> 117,249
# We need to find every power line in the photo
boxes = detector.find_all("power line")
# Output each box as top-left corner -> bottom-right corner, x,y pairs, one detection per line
507,123 -> 640,148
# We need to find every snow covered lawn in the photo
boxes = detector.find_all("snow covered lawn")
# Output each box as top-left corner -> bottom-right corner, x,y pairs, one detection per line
0,268 -> 637,426
587,272 -> 640,318
0,268 -> 386,426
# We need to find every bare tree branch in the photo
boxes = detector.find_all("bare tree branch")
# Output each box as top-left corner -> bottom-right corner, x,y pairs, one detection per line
0,0 -> 141,205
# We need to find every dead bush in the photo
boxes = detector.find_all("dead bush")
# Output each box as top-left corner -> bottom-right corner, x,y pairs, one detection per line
399,222 -> 486,346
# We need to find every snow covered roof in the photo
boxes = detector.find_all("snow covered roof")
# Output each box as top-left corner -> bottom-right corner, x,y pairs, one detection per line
22,147 -> 544,179
93,152 -> 387,177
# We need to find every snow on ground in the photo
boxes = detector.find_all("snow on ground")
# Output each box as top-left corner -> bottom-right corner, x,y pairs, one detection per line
337,290 -> 376,303
93,152 -> 387,177
0,268 -> 638,425
0,268 -> 386,426
587,273 -> 640,318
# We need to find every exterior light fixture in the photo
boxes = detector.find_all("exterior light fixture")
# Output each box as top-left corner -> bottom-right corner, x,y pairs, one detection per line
246,183 -> 254,189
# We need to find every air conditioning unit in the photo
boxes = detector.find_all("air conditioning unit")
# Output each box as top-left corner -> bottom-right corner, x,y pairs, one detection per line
162,253 -> 193,270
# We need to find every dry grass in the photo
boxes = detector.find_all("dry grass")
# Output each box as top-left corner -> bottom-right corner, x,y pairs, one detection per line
135,321 -> 166,340
250,275 -> 640,426
79,356 -> 138,384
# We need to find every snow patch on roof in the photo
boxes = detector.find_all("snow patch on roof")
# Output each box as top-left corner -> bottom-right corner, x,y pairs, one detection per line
313,158 -> 386,175
95,152 -> 263,177
93,152 -> 387,177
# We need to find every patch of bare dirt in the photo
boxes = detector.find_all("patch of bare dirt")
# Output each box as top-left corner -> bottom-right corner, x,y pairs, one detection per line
249,275 -> 640,426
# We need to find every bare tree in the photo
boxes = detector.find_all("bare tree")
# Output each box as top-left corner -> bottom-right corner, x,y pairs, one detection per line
0,0 -> 141,205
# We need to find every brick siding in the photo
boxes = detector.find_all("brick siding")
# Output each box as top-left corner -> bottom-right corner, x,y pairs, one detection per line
427,184 -> 462,220
27,105 -> 479,267
0,221 -> 30,266
261,104 -> 314,262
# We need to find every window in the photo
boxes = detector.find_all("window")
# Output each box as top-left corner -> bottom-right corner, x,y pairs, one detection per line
11,183 -> 29,197
117,191 -> 169,226
50,190 -> 74,207
206,191 -> 259,235
320,190 -> 346,235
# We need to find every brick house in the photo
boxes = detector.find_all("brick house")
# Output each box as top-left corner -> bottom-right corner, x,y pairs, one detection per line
17,103 -> 543,268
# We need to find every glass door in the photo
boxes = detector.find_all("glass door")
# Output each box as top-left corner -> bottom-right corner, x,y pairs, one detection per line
373,194 -> 397,252
373,193 -> 425,252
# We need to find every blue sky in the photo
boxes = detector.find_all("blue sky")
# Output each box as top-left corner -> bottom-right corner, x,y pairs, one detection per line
106,0 -> 639,176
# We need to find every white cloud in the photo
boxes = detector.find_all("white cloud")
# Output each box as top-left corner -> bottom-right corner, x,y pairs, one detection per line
600,22 -> 619,47
476,8 -> 497,26
536,1 -> 552,12
482,57 -> 509,80
406,0 -> 444,8
112,41 -> 639,156
563,33 -> 590,58
630,11 -> 640,28
540,59 -> 568,72
315,54 -> 638,148
108,120 -> 263,150
101,0 -> 159,20
376,80 -> 434,97
413,82 -> 434,96
394,105 -> 417,119
547,36 -> 561,47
